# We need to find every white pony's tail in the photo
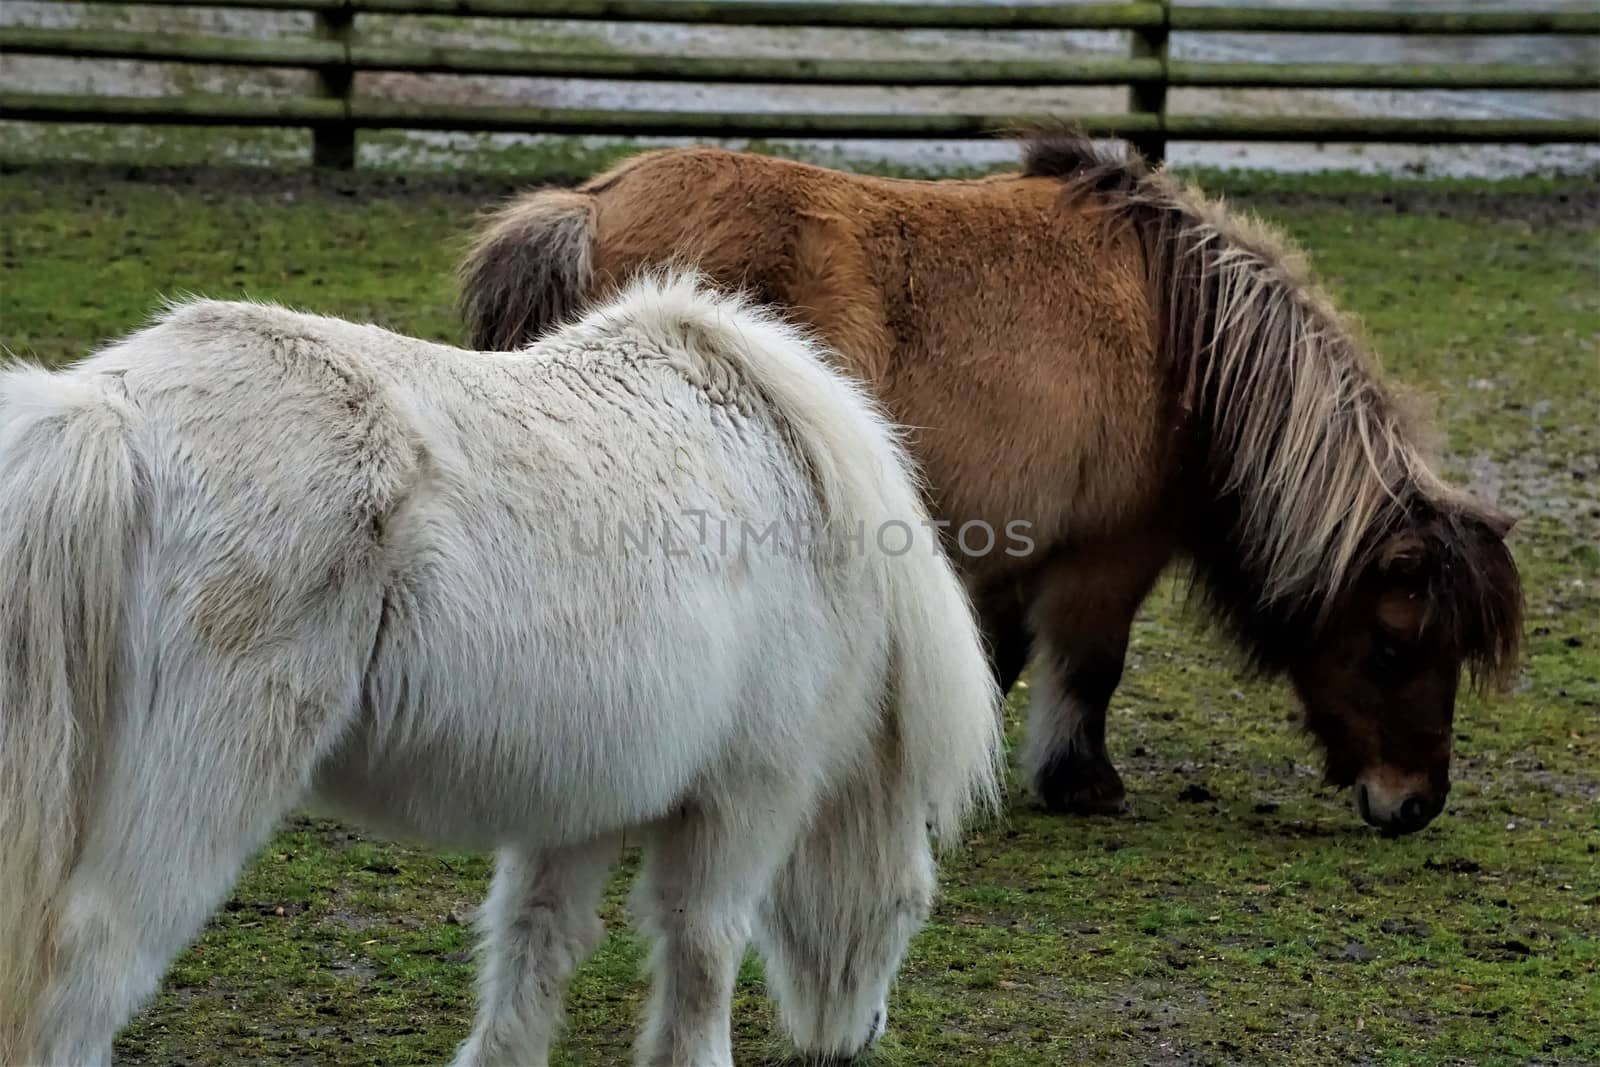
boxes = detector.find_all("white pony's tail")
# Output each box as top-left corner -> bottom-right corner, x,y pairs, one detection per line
0,364 -> 145,1061
592,274 -> 1004,841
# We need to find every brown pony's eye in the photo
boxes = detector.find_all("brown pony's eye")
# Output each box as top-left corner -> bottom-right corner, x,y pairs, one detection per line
1369,638 -> 1407,683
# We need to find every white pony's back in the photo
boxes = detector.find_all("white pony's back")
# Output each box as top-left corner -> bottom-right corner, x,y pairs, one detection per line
0,276 -> 1000,1067
574,276 -> 1002,836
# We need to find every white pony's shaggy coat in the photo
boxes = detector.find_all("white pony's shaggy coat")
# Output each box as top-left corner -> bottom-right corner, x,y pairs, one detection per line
0,277 -> 1001,1067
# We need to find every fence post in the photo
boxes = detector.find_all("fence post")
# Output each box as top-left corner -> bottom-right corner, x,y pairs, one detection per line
1128,0 -> 1170,164
312,4 -> 354,169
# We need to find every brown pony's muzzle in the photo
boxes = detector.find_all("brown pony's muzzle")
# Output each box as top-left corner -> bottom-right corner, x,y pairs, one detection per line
1356,780 -> 1447,835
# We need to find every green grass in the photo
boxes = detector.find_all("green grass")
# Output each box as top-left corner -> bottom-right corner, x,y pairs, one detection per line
1,158 -> 1596,1066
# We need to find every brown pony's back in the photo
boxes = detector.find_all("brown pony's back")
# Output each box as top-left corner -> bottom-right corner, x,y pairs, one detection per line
505,147 -> 1174,581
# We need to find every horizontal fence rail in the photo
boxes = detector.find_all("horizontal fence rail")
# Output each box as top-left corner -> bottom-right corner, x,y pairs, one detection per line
6,27 -> 1599,90
3,2 -> 1598,167
14,0 -> 1600,32
6,90 -> 1594,143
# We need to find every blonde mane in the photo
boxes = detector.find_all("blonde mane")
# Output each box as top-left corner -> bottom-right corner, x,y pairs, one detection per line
1151,178 -> 1446,611
1024,135 -> 1519,683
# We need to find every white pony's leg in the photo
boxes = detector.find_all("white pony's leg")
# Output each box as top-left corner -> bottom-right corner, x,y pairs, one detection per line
30,651 -> 350,1066
633,802 -> 795,1067
451,836 -> 621,1067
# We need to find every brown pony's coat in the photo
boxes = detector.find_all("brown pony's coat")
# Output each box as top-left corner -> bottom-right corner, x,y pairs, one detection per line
461,137 -> 1521,830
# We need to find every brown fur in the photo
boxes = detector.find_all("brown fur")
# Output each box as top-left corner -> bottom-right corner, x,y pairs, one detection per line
460,136 -> 1523,833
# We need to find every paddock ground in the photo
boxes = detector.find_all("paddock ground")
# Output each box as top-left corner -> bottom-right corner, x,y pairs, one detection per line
2,157 -> 1596,1066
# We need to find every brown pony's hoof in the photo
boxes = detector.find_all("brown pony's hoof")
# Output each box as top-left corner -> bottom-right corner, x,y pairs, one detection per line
1036,752 -> 1128,815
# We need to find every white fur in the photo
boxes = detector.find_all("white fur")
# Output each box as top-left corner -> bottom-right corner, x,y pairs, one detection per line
0,276 -> 1001,1067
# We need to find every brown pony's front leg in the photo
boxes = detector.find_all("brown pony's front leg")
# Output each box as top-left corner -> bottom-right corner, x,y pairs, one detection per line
1023,539 -> 1169,815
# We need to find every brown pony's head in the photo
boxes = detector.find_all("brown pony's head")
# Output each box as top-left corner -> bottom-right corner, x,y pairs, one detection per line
1287,498 -> 1521,834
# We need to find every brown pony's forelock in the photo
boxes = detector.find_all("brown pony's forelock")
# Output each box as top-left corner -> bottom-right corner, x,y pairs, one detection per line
1019,130 -> 1522,686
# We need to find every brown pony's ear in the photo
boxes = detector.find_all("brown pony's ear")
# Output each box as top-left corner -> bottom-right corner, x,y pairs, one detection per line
1477,505 -> 1516,541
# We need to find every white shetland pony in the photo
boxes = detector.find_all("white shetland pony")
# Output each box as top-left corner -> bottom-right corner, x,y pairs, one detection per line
0,276 -> 1002,1067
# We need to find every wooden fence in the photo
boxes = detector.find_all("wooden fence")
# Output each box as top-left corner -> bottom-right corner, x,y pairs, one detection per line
2,1 -> 1597,167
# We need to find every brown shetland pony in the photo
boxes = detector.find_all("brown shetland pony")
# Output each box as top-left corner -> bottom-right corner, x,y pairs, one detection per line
459,136 -> 1522,835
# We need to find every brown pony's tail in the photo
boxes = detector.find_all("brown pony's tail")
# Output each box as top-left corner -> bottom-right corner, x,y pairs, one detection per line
459,189 -> 597,351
